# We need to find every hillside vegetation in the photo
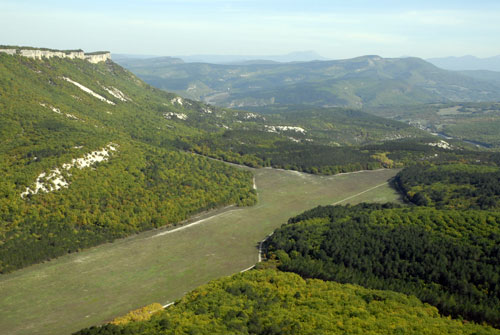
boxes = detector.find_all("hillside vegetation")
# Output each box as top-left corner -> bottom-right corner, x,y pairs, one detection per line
265,203 -> 500,326
2,50 -> 470,273
116,55 -> 500,108
1,51 -> 448,273
395,163 -> 500,209
0,168 -> 401,335
370,102 -> 500,148
0,53 -> 258,273
75,269 -> 499,335
73,161 -> 500,334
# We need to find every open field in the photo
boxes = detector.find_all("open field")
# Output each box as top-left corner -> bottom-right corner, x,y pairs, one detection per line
0,167 -> 401,335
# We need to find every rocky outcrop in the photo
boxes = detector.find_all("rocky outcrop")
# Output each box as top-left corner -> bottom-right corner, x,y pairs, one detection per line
0,49 -> 16,55
85,52 -> 111,63
19,49 -> 85,60
0,47 -> 110,63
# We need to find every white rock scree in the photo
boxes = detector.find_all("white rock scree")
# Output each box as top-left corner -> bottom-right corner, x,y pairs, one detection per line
21,143 -> 117,198
62,77 -> 116,105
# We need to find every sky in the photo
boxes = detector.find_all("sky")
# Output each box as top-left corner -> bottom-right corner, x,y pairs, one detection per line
1,0 -> 500,59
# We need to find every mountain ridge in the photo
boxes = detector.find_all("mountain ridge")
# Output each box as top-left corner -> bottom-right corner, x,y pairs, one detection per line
115,55 -> 500,109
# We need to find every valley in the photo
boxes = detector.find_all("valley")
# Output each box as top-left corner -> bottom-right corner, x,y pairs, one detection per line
0,167 -> 400,335
1,45 -> 499,334
115,55 -> 500,109
369,102 -> 500,148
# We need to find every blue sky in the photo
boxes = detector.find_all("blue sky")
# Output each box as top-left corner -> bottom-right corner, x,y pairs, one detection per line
1,0 -> 499,58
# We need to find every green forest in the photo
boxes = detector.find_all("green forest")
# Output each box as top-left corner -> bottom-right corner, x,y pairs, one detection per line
3,52 -> 491,273
264,202 -> 500,326
395,163 -> 500,209
3,51 -> 500,335
0,54 -> 256,273
74,269 -> 500,335
73,161 -> 500,334
186,133 -> 500,175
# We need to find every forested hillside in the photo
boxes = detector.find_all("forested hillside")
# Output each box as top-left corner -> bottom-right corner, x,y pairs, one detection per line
0,53 -> 257,273
395,163 -> 500,209
0,50 -> 475,273
75,269 -> 499,335
369,102 -> 500,148
115,55 -> 500,108
264,203 -> 500,326
118,53 -> 500,148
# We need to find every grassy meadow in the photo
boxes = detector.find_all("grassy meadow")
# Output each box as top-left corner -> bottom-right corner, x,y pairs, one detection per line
0,167 -> 400,335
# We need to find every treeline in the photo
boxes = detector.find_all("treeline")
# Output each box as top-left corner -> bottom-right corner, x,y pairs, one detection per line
191,140 -> 385,174
182,130 -> 500,176
265,204 -> 500,327
74,270 -> 499,335
183,130 -> 394,174
395,163 -> 500,209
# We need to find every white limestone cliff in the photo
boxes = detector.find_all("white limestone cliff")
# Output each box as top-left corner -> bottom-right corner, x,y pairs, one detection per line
0,47 -> 110,63
0,49 -> 16,55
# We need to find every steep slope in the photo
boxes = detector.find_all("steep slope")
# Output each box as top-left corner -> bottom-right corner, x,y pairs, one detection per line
0,52 -> 257,273
115,55 -> 500,108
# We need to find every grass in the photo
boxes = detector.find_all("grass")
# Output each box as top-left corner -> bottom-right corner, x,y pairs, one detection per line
0,167 -> 401,335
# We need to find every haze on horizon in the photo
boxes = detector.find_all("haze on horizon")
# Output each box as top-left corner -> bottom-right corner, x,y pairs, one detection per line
1,0 -> 500,60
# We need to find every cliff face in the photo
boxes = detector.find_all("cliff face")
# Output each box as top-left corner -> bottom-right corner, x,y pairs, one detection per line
0,49 -> 16,55
19,49 -> 85,59
0,47 -> 110,63
85,53 -> 111,63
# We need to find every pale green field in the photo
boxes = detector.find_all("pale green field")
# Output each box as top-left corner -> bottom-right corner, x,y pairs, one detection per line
0,167 -> 401,335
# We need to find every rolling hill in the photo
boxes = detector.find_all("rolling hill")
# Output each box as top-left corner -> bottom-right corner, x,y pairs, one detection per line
114,55 -> 500,109
3,47 -> 500,334
369,102 -> 500,148
0,47 -> 452,273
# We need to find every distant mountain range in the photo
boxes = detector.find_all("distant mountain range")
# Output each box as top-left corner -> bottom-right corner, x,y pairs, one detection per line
113,51 -> 328,65
427,55 -> 500,72
177,51 -> 328,64
115,55 -> 500,109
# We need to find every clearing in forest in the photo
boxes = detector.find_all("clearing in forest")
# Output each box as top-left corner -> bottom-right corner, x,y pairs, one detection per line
0,167 -> 400,335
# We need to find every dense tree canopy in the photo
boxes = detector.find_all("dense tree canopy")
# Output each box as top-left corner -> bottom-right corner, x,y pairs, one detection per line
265,204 -> 500,327
395,163 -> 500,209
74,270 -> 499,335
0,54 -> 256,273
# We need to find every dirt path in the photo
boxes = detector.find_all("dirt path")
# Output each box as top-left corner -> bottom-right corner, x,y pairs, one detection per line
152,209 -> 240,238
332,181 -> 390,205
0,168 -> 400,335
